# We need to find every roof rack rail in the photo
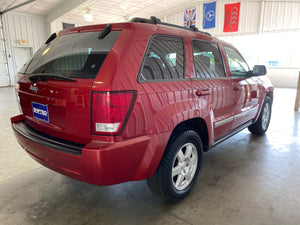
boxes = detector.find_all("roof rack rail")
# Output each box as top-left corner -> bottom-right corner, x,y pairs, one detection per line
130,16 -> 211,36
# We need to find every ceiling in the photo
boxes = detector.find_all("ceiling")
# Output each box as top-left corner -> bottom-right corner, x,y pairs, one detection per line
0,0 -> 200,24
0,0 -> 62,16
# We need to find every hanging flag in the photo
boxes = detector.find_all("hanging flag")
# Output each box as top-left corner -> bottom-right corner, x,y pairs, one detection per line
223,2 -> 241,32
203,1 -> 216,29
184,9 -> 196,27
62,22 -> 75,29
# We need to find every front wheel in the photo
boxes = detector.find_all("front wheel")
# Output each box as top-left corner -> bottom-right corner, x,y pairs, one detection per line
147,130 -> 203,203
248,96 -> 272,135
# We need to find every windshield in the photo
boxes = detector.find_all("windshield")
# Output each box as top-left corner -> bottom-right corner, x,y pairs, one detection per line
24,31 -> 121,79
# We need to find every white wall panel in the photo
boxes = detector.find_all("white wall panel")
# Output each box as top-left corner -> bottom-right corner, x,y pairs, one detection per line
163,0 -> 261,36
2,13 -> 46,85
263,1 -> 300,32
267,68 -> 299,88
162,0 -> 300,36
166,11 -> 184,27
0,17 -> 10,87
51,19 -> 90,33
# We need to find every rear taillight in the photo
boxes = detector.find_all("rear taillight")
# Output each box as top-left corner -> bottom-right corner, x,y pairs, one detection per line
15,83 -> 23,114
92,91 -> 136,135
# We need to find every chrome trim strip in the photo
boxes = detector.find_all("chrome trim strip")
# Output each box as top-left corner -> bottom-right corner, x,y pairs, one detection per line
214,106 -> 259,128
214,116 -> 234,128
234,106 -> 258,120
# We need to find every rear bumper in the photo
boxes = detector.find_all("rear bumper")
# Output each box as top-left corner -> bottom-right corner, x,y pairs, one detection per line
11,115 -> 167,186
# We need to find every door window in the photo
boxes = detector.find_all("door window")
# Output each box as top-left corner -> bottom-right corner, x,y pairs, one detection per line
139,35 -> 185,81
192,40 -> 225,79
224,46 -> 249,77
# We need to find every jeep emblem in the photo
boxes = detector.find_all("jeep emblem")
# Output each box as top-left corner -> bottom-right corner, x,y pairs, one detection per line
29,85 -> 38,93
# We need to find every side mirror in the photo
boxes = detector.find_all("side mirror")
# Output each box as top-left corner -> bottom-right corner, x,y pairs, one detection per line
252,65 -> 267,76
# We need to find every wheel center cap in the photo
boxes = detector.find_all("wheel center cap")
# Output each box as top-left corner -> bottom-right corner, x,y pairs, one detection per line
180,160 -> 191,175
184,158 -> 190,168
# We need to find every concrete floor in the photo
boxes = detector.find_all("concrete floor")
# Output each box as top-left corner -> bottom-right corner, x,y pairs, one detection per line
0,87 -> 299,225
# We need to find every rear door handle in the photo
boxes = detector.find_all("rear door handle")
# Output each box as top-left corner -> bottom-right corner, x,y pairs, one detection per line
234,86 -> 242,91
195,88 -> 211,96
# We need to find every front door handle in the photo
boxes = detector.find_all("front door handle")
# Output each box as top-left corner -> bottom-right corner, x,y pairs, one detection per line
195,88 -> 211,96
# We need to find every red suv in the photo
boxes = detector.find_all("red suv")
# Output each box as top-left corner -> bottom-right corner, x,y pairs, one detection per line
11,17 -> 273,202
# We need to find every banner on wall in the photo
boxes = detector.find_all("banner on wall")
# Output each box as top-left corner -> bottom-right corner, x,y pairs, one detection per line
203,1 -> 216,29
184,8 -> 196,27
223,2 -> 241,32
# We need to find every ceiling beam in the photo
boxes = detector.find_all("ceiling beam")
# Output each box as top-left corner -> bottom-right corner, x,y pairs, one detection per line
0,0 -> 37,15
45,0 -> 89,23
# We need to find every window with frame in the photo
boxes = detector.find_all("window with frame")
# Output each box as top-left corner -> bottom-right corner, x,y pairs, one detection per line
192,40 -> 225,79
224,46 -> 250,77
139,35 -> 184,81
25,31 -> 121,79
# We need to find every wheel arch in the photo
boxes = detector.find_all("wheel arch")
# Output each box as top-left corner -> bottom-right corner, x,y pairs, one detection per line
168,118 -> 210,152
253,90 -> 273,125
266,91 -> 273,105
142,117 -> 210,180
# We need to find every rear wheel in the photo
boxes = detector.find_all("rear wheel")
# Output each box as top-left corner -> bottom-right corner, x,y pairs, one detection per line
248,96 -> 272,135
147,130 -> 203,203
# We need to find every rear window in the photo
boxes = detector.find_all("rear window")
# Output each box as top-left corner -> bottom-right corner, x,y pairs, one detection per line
24,31 -> 121,79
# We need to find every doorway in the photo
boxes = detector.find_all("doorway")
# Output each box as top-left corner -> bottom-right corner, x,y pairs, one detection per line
0,39 -> 9,87
12,47 -> 32,85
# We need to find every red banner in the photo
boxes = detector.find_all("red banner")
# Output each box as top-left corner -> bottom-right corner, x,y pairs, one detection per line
223,2 -> 241,32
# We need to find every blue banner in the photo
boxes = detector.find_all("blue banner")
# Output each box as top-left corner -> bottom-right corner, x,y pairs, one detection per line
203,1 -> 216,29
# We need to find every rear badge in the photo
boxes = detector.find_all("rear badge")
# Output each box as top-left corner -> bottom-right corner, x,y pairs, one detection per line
32,102 -> 49,122
29,84 -> 38,93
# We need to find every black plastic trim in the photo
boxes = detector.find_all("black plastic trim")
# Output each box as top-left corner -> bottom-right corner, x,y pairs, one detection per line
209,120 -> 253,150
45,32 -> 57,44
12,121 -> 84,155
131,16 -> 211,36
98,24 -> 112,39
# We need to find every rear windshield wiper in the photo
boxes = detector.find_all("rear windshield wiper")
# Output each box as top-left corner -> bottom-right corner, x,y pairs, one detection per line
28,73 -> 77,83
98,24 -> 112,39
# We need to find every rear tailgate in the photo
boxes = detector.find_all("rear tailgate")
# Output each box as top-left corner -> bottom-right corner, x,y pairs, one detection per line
17,77 -> 93,144
15,27 -> 122,145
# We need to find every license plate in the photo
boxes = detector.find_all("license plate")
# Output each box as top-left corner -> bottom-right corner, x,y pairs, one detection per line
32,102 -> 49,122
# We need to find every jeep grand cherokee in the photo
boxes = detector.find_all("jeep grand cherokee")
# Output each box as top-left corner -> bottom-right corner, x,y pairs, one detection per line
11,17 -> 273,202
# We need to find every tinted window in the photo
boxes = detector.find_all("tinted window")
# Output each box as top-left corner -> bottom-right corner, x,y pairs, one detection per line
224,46 -> 249,77
139,35 -> 184,81
25,31 -> 121,79
192,40 -> 225,79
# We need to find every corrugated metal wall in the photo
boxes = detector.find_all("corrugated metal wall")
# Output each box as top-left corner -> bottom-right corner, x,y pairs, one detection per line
264,1 -> 300,32
0,16 -> 9,86
51,19 -> 88,33
1,1 -> 299,86
2,13 -> 46,86
162,0 -> 300,88
162,0 -> 300,36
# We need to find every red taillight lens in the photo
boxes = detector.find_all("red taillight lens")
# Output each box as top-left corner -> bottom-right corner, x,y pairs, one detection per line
92,91 -> 136,135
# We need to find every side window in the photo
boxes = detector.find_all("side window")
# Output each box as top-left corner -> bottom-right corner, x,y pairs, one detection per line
192,40 -> 225,79
224,46 -> 249,77
139,35 -> 184,81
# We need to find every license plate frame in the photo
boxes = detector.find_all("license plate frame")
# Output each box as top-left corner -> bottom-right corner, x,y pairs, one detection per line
32,102 -> 49,122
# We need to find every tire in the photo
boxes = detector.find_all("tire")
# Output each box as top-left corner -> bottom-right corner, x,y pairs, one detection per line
147,130 -> 203,203
248,96 -> 272,135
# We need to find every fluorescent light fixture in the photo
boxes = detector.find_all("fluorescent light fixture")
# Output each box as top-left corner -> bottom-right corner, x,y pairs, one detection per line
84,11 -> 93,22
